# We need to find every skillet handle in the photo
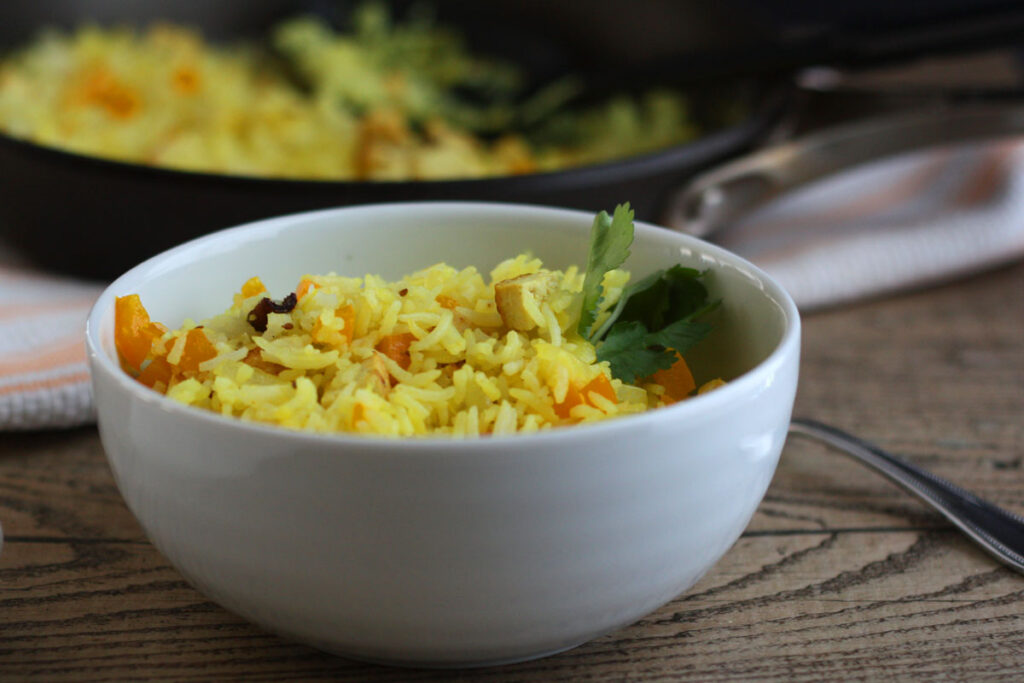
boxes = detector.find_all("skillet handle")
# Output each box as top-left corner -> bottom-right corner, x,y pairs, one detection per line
663,104 -> 1024,238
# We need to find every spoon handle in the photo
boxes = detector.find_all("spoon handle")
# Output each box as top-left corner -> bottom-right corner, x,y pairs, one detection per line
788,417 -> 1024,574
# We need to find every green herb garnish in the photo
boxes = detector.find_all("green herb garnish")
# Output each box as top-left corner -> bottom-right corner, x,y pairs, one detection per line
577,204 -> 635,339
578,205 -> 718,384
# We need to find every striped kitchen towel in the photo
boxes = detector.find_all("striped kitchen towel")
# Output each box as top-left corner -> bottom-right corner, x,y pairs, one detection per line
0,266 -> 102,429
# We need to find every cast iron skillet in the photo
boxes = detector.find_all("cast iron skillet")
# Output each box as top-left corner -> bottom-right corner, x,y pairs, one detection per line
0,1 -> 789,279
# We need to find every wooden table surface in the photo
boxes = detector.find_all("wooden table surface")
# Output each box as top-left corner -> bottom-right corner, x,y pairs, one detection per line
2,262 -> 1022,682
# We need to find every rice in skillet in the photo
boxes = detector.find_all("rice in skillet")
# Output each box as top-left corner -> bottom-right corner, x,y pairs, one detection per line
114,255 -> 690,437
0,9 -> 697,181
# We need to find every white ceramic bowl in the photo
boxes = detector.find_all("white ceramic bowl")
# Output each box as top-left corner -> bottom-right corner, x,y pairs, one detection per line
86,202 -> 800,667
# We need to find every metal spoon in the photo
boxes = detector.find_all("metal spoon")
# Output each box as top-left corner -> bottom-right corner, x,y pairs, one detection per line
789,417 -> 1024,574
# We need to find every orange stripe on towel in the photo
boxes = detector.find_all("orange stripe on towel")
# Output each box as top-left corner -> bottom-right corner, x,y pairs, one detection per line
0,299 -> 96,320
0,338 -> 86,375
0,370 -> 92,397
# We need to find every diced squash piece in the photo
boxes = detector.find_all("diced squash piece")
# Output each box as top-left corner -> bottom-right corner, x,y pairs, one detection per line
555,373 -> 617,420
115,294 -> 162,371
650,352 -> 696,403
136,357 -> 173,389
177,328 -> 217,373
312,304 -> 357,348
352,402 -> 366,426
240,276 -> 266,298
74,68 -> 141,119
436,294 -> 458,310
582,373 -> 617,406
375,332 -> 416,370
553,383 -> 584,419
337,304 -> 356,342
171,65 -> 201,95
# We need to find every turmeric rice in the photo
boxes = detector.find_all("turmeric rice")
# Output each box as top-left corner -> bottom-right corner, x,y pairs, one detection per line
115,255 -> 717,437
0,7 -> 697,181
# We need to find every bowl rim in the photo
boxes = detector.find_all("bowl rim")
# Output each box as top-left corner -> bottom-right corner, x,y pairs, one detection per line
85,201 -> 801,451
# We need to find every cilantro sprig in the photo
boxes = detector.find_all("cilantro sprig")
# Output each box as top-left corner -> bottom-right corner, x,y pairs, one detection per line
576,204 -> 634,340
578,205 -> 719,384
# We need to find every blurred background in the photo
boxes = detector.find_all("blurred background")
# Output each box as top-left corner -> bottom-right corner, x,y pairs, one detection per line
2,0 -> 1024,282
6,1 -> 1024,77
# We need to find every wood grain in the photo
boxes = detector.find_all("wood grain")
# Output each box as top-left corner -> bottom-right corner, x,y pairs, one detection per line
1,261 -> 1022,681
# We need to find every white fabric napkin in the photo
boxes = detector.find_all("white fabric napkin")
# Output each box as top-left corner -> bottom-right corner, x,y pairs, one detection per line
3,136 -> 1024,430
711,137 -> 1024,310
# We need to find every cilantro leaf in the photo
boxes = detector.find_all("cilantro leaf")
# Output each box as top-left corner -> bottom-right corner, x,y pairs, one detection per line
644,319 -> 713,356
658,265 -> 709,324
591,264 -> 710,342
680,297 -> 721,323
595,321 -> 677,384
597,317 -> 715,384
577,203 -> 634,339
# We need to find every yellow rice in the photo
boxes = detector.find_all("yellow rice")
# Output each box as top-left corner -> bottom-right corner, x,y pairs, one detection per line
144,255 -> 677,437
0,17 -> 696,180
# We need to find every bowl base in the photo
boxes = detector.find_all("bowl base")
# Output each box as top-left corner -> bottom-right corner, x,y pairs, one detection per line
315,639 -> 588,670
